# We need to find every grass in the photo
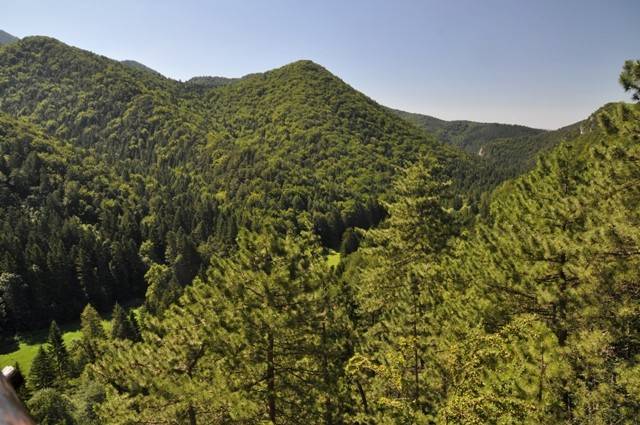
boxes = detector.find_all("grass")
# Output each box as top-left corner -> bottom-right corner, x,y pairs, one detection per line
0,301 -> 142,375
0,319 -> 111,375
327,250 -> 341,268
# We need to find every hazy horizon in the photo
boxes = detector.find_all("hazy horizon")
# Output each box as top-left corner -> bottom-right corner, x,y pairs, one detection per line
3,0 -> 639,129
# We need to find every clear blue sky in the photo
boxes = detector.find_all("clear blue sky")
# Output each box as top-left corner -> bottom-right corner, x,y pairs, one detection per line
3,0 -> 639,129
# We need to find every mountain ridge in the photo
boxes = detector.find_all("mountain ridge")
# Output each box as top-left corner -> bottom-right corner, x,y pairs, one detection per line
391,107 -> 545,152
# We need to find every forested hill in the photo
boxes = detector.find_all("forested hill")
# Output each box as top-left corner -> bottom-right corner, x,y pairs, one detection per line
185,75 -> 239,88
0,36 -> 485,333
0,30 -> 19,45
0,38 -> 483,232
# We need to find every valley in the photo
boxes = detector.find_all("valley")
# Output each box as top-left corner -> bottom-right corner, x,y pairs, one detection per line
0,24 -> 638,425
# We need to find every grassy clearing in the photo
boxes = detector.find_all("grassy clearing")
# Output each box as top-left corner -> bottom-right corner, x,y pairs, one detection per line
0,319 -> 110,375
0,301 -> 142,374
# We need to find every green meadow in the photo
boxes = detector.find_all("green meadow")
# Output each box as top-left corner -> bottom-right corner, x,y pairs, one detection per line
0,319 -> 112,375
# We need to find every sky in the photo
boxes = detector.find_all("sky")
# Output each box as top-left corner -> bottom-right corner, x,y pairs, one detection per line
2,0 -> 639,129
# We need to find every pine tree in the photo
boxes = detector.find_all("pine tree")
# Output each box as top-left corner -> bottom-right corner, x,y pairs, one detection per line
29,346 -> 56,390
92,226 -> 348,424
110,303 -> 139,341
144,263 -> 180,315
442,104 -> 640,422
79,304 -> 105,363
110,303 -> 128,340
0,272 -> 30,330
347,157 -> 462,422
196,227 -> 344,423
27,388 -> 76,425
126,311 -> 141,342
81,304 -> 105,340
339,227 -> 360,255
47,321 -> 71,381
620,59 -> 640,101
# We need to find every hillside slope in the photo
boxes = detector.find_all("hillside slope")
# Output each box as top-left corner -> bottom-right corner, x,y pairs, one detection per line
0,36 -> 487,332
0,38 -> 486,227
0,30 -> 19,45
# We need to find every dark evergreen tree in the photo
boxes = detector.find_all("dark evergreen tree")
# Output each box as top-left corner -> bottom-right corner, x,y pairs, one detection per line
29,346 -> 56,390
0,272 -> 30,330
93,226 -> 350,424
110,303 -> 139,341
126,311 -> 142,342
47,321 -> 71,380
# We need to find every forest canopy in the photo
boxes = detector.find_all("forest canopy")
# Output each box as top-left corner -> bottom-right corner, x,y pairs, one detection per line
0,35 -> 638,424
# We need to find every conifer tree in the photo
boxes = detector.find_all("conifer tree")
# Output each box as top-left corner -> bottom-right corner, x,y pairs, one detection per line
144,263 -> 180,315
47,320 -> 71,381
93,226 -> 348,424
443,104 -> 640,422
199,226 -> 345,424
81,304 -> 105,340
79,304 -> 105,364
126,311 -> 142,342
27,388 -> 76,425
347,157 -> 461,422
620,59 -> 640,101
110,303 -> 128,340
29,346 -> 56,390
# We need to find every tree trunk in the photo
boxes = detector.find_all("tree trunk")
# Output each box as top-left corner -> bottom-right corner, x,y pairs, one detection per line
355,379 -> 369,414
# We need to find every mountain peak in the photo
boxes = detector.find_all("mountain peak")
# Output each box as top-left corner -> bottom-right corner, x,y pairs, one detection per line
276,59 -> 332,76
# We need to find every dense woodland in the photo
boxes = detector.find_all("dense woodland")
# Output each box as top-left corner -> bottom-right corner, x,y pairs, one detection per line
0,34 -> 639,424
0,36 -> 496,333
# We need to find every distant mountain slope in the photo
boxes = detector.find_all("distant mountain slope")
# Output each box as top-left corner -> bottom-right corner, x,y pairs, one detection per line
185,75 -> 238,88
120,59 -> 163,77
0,30 -> 19,45
391,108 -> 586,181
184,73 -> 265,89
392,108 -> 545,154
477,120 -> 582,180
